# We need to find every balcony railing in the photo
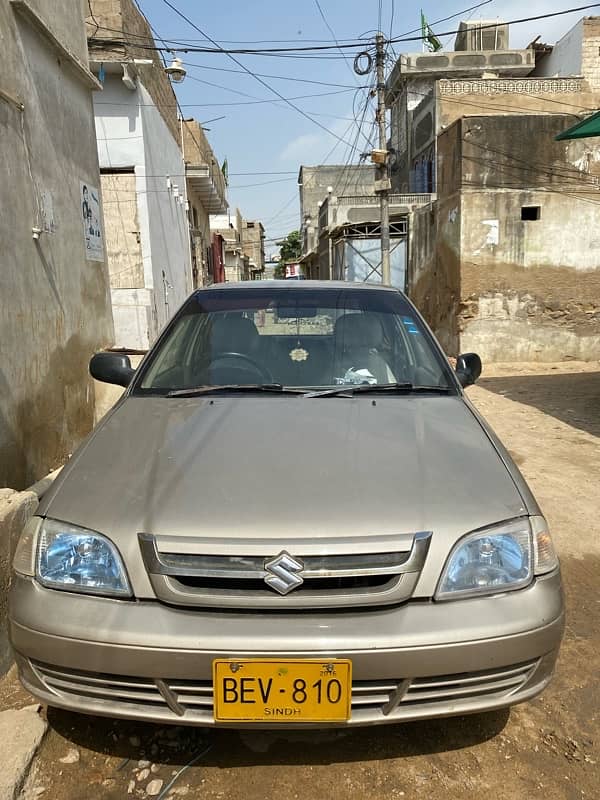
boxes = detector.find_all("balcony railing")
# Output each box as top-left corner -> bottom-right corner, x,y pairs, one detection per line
316,193 -> 436,234
336,194 -> 435,206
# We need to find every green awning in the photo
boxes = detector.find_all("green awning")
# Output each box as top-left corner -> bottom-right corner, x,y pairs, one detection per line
555,111 -> 600,140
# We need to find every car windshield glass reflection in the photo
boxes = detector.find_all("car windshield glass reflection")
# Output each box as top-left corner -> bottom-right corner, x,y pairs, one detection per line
135,287 -> 453,394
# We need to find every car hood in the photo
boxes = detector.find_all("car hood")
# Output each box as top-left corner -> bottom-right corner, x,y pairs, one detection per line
41,395 -> 527,596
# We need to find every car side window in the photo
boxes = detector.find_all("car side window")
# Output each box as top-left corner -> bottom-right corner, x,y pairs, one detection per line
141,316 -> 197,387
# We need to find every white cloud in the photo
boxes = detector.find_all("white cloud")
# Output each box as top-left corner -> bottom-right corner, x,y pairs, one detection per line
279,132 -> 325,161
278,116 -> 364,165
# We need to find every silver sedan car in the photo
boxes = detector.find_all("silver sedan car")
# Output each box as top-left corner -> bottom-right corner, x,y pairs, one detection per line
10,282 -> 564,728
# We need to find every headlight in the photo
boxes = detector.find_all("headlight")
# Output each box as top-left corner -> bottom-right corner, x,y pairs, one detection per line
31,518 -> 131,597
436,518 -> 532,600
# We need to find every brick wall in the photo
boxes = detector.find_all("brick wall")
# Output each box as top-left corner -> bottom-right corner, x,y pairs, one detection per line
581,17 -> 600,91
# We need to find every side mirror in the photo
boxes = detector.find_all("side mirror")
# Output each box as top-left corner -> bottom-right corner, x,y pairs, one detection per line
455,352 -> 482,387
90,352 -> 135,387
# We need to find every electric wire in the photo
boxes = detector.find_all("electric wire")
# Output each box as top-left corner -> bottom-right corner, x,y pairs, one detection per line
156,0 -> 358,149
459,175 -> 600,207
85,22 -> 384,46
391,4 -> 600,46
397,84 -> 600,121
263,193 -> 299,225
88,4 -> 600,54
90,3 -> 391,258
87,36 -> 359,60
388,0 -> 397,59
425,134 -> 600,210
94,96 -> 374,123
229,176 -> 298,189
334,94 -> 372,193
179,60 -> 363,88
263,113 -> 367,228
332,84 -> 377,198
462,137 -> 600,185
313,0 -> 362,86
230,171 -> 298,176
98,169 -> 298,177
130,0 -> 211,169
395,0 -> 494,40
183,74 -> 265,101
112,7 -> 600,219
86,0 -> 100,36
132,0 -> 225,279
191,87 -> 362,105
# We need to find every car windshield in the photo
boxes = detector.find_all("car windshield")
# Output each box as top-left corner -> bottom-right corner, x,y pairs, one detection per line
135,286 -> 454,394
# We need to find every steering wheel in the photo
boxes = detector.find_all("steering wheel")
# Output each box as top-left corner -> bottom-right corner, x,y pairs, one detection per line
210,352 -> 274,383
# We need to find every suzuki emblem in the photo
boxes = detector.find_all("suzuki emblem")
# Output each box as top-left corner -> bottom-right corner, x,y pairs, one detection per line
264,551 -> 304,595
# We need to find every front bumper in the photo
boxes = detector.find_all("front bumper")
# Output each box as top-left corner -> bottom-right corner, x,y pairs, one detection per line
10,573 -> 564,728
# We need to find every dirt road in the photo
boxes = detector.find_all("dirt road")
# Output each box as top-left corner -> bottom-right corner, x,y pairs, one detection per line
2,362 -> 599,800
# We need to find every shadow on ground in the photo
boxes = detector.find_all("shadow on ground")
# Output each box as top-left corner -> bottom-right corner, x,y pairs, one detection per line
45,706 -> 509,769
478,370 -> 600,438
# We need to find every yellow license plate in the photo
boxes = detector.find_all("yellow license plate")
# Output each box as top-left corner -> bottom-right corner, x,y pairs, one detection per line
213,659 -> 352,723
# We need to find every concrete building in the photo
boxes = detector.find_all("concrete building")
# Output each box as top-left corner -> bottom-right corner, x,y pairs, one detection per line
387,20 -> 546,193
411,112 -> 600,360
298,164 -> 435,284
263,260 -> 278,280
298,164 -> 376,275
181,118 -> 228,288
242,220 -> 265,279
533,17 -> 600,84
211,210 -> 249,282
87,0 -> 224,349
393,18 -> 600,361
0,0 -> 114,489
314,193 -> 434,288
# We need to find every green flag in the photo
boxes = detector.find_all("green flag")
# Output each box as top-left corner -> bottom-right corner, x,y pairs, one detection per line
421,10 -> 442,52
221,158 -> 229,186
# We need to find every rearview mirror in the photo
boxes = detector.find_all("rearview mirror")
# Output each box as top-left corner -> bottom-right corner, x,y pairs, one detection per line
276,305 -> 317,318
90,352 -> 135,387
455,352 -> 482,387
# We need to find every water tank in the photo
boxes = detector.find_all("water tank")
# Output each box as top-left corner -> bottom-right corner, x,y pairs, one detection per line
455,20 -> 509,51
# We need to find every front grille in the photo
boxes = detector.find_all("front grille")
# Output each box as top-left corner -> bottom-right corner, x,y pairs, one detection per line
401,662 -> 538,705
175,574 -> 393,592
31,659 -> 539,722
349,660 -> 539,717
32,663 -> 167,709
138,532 -> 431,609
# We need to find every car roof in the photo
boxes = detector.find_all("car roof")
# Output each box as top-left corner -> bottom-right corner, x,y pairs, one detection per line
192,280 -> 402,295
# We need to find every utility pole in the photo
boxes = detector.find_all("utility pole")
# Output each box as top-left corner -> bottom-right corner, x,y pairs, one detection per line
375,32 -> 391,285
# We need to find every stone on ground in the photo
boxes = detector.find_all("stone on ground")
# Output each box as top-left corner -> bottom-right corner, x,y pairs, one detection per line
0,705 -> 47,800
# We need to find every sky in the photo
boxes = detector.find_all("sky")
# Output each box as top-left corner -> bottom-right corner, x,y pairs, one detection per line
138,0 -> 596,255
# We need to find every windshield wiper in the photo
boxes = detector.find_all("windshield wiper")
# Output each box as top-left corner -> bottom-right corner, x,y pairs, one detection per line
167,384 -> 306,397
304,383 -> 451,398
167,382 -> 451,398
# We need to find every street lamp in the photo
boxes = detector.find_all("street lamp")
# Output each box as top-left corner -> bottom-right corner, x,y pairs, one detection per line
164,56 -> 186,83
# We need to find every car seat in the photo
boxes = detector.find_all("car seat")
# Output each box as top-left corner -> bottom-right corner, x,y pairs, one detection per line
333,314 -> 396,384
205,315 -> 264,383
210,315 -> 260,358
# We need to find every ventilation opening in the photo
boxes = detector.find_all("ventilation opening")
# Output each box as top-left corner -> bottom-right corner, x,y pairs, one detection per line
100,167 -> 135,175
521,206 -> 541,221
